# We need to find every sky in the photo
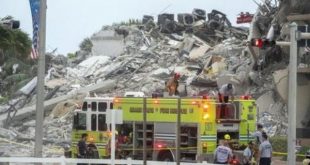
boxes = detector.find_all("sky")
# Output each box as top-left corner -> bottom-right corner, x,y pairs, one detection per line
0,0 -> 257,55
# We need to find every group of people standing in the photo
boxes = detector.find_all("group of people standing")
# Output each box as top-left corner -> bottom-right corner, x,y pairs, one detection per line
213,124 -> 273,165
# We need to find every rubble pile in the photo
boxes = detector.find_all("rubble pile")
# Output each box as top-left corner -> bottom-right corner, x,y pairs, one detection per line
1,0 -> 310,157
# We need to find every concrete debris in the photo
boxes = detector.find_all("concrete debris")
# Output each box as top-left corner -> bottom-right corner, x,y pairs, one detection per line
50,100 -> 80,118
256,91 -> 275,113
91,28 -> 125,57
2,2 -> 307,156
189,43 -> 210,60
272,68 -> 288,102
0,127 -> 17,140
45,78 -> 67,89
19,77 -> 37,95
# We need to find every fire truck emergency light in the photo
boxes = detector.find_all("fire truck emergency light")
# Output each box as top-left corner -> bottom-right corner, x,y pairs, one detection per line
203,113 -> 210,119
240,95 -> 251,100
191,101 -> 197,105
153,100 -> 159,104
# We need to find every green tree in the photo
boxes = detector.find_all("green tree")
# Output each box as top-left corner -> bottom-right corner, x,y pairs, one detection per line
79,38 -> 93,53
0,24 -> 32,63
0,16 -> 33,98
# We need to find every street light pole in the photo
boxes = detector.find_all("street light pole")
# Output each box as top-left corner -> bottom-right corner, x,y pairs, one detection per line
287,22 -> 297,165
34,0 -> 47,157
176,97 -> 181,165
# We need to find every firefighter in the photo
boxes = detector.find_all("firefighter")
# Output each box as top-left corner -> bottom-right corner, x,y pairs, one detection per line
258,133 -> 272,165
77,133 -> 88,165
243,141 -> 255,165
218,83 -> 235,118
77,133 -> 88,158
87,137 -> 99,159
214,134 -> 233,164
252,123 -> 264,145
252,123 -> 265,162
166,73 -> 181,96
218,83 -> 235,103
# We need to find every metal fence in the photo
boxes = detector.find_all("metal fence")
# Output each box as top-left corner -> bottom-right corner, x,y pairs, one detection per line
0,157 -> 218,165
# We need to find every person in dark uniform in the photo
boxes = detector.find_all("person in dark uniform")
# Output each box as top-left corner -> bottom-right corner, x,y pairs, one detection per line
77,133 -> 88,165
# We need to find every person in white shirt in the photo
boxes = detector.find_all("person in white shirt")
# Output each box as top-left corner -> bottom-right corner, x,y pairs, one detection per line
258,133 -> 272,165
252,123 -> 264,145
243,141 -> 254,165
214,139 -> 233,164
252,123 -> 265,162
218,83 -> 235,118
218,83 -> 235,103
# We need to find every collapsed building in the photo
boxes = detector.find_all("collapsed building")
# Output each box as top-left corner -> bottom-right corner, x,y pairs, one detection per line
0,0 -> 310,157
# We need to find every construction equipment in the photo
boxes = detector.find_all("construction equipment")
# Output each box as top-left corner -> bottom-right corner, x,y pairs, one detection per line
207,10 -> 232,30
67,94 -> 257,162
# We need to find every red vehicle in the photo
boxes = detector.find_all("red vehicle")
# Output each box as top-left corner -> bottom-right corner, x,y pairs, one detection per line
237,12 -> 253,24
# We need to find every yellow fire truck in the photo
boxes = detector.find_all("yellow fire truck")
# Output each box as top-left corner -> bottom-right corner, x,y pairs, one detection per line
69,95 -> 257,161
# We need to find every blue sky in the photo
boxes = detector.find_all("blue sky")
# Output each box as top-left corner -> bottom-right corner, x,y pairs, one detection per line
0,0 -> 257,55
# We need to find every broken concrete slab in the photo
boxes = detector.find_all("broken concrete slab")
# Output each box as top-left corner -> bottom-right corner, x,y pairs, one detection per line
272,68 -> 288,102
45,78 -> 68,89
256,91 -> 275,114
91,29 -> 125,57
190,77 -> 217,87
189,44 -> 210,60
181,37 -> 195,53
203,55 -> 225,74
151,68 -> 170,78
211,61 -> 227,75
0,79 -> 116,126
19,77 -> 37,95
0,127 -> 17,140
50,100 -> 80,118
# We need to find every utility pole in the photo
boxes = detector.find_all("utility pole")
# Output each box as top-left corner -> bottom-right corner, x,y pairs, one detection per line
287,22 -> 298,165
111,110 -> 116,165
176,97 -> 181,165
143,97 -> 147,165
34,0 -> 47,157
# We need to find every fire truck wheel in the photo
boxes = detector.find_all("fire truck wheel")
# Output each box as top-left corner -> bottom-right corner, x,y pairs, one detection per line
158,150 -> 173,162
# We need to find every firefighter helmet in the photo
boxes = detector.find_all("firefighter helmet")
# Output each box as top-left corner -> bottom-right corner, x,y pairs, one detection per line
224,134 -> 231,140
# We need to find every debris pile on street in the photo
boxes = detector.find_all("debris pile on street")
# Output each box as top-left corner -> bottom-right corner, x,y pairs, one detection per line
1,0 -> 310,157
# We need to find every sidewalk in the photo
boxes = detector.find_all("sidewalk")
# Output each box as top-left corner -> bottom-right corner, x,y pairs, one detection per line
272,157 -> 303,165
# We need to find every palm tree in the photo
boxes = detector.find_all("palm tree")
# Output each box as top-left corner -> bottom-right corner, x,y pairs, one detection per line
0,16 -> 33,99
0,25 -> 13,63
0,24 -> 32,64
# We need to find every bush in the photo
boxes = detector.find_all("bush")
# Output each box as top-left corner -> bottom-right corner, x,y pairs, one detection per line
270,136 -> 287,153
0,96 -> 8,104
67,52 -> 76,59
270,136 -> 308,161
